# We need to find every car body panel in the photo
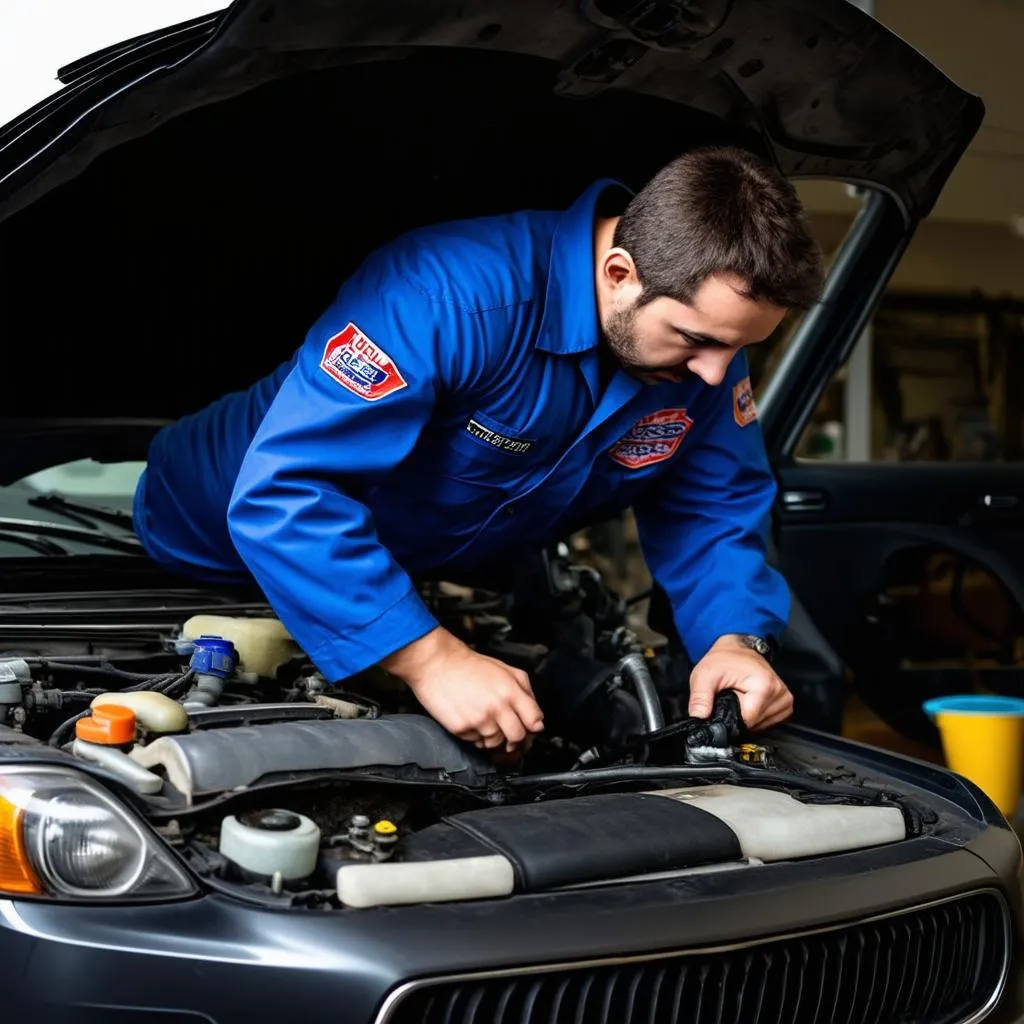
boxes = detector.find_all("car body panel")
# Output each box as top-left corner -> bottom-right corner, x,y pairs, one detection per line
1,840 -> 1018,1022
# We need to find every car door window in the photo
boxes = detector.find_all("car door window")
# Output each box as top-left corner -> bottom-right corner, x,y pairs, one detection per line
766,187 -> 1024,749
787,297 -> 1024,464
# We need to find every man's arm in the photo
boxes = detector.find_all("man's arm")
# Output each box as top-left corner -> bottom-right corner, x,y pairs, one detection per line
226,256 -> 543,750
631,352 -> 793,730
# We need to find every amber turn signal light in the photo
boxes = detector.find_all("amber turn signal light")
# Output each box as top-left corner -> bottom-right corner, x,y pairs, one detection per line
0,793 -> 42,895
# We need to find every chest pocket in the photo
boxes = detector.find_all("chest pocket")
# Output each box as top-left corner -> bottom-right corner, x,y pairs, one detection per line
441,409 -> 543,491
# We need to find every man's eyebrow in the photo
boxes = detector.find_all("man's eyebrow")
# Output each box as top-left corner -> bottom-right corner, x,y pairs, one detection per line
676,327 -> 772,348
675,327 -> 731,348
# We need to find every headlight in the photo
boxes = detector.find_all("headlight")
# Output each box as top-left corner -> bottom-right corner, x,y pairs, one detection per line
0,767 -> 196,901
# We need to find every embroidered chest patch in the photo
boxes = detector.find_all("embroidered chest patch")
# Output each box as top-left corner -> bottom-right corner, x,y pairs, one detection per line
320,322 -> 408,402
608,408 -> 694,469
733,376 -> 757,427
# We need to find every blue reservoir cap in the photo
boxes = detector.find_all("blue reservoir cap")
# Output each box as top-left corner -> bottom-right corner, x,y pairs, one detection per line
189,635 -> 236,678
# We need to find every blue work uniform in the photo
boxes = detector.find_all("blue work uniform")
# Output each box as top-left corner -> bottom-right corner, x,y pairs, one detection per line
133,179 -> 790,682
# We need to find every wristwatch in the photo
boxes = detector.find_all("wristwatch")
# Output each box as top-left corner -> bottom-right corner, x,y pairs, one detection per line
737,634 -> 778,664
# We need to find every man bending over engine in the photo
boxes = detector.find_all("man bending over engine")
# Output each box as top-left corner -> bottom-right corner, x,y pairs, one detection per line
133,146 -> 823,753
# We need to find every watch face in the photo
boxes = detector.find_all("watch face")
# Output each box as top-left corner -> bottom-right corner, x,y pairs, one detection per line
742,635 -> 771,659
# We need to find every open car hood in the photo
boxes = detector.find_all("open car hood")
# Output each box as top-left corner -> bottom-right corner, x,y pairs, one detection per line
0,0 -> 985,480
0,0 -> 984,227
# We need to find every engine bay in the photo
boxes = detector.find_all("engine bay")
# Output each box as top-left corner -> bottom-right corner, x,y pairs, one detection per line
0,546 -> 934,910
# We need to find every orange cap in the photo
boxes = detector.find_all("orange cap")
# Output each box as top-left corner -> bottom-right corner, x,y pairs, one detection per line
76,705 -> 136,746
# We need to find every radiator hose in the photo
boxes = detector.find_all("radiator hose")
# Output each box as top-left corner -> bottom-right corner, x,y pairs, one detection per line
617,652 -> 665,733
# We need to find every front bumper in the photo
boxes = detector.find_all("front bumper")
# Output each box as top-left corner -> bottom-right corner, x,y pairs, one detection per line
2,824 -> 1021,1024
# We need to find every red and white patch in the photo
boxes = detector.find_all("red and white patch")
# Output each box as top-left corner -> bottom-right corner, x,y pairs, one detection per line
733,376 -> 757,427
608,408 -> 694,469
319,322 -> 408,402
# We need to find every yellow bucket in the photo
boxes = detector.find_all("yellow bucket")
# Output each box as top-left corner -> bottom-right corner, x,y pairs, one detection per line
923,695 -> 1024,818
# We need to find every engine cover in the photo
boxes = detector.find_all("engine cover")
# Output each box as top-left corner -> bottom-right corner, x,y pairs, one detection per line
130,713 -> 497,803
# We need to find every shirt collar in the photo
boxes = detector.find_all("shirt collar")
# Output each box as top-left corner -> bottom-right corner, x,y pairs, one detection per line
535,178 -> 634,356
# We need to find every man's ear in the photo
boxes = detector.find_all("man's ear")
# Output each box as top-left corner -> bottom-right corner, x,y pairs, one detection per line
600,247 -> 639,289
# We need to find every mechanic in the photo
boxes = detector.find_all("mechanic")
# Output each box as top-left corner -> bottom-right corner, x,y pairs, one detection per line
133,146 -> 824,753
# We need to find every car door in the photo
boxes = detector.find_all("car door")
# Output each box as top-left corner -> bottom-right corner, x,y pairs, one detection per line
761,191 -> 1024,747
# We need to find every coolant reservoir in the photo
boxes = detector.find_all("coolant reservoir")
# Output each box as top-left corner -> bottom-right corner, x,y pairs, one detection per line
182,616 -> 298,678
91,691 -> 188,734
219,809 -> 320,881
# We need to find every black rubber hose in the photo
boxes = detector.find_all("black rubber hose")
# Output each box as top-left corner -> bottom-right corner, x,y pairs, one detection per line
156,670 -> 195,699
30,660 -> 159,682
48,708 -> 92,748
618,652 -> 665,732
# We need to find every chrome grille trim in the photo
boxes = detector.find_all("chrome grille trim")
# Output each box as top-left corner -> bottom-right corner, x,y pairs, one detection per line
374,888 -> 1012,1024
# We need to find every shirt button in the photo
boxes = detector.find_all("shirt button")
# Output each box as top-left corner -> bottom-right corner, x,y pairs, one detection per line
506,505 -> 516,516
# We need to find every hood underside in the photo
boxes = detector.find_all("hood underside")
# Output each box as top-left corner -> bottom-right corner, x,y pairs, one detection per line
0,0 -> 984,440
0,0 -> 985,227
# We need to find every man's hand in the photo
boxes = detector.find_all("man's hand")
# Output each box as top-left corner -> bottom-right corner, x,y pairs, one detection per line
381,626 -> 545,752
688,635 -> 793,731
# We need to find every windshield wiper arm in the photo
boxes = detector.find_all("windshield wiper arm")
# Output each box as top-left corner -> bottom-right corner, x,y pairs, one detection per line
0,518 -> 142,555
0,532 -> 71,557
28,493 -> 134,531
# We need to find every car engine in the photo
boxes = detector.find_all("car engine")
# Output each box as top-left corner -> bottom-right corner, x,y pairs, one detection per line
0,545 -> 928,911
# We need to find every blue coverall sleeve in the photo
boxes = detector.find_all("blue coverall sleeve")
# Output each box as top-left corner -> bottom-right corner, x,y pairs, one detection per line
632,353 -> 790,664
226,258 -> 477,682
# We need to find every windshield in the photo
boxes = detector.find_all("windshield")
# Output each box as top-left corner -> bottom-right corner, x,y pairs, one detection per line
18,458 -> 144,500
0,458 -> 144,558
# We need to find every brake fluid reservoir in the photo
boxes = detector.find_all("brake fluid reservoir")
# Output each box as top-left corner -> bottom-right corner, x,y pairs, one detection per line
219,809 -> 320,881
182,615 -> 298,678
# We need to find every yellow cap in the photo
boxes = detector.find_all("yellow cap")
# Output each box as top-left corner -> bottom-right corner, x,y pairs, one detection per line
373,820 -> 397,835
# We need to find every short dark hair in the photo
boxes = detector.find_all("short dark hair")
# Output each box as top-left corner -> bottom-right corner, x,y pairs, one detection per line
613,146 -> 824,311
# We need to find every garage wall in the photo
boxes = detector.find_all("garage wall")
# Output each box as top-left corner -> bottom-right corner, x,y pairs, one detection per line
810,212 -> 1024,297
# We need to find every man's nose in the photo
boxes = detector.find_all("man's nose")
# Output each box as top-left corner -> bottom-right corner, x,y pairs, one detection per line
692,353 -> 733,387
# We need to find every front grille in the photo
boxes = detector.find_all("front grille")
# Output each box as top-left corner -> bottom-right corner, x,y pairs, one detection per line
379,891 -> 1009,1024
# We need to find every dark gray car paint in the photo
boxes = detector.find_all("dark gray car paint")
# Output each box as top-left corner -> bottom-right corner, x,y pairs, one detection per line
1,828 -> 1019,1023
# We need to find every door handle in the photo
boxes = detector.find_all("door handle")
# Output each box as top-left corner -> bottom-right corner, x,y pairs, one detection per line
982,495 -> 1018,509
781,489 -> 827,513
